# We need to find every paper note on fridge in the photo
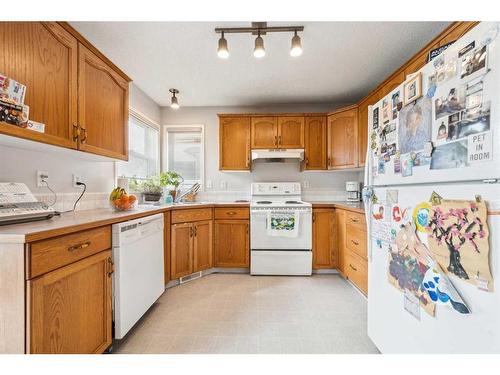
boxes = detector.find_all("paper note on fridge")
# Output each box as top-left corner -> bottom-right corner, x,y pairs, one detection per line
468,131 -> 492,163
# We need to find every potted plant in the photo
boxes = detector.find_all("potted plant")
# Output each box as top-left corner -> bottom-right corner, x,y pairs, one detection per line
140,176 -> 163,202
160,171 -> 183,201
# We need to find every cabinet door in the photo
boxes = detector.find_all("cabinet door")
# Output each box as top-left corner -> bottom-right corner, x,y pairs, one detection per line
78,44 -> 129,160
171,223 -> 193,279
214,220 -> 249,268
219,116 -> 251,170
312,209 -> 336,269
336,209 -> 347,276
28,250 -> 112,354
0,22 -> 78,149
251,116 -> 277,149
327,107 -> 358,169
358,91 -> 382,167
193,220 -> 213,272
304,116 -> 327,170
278,116 -> 304,149
164,212 -> 171,284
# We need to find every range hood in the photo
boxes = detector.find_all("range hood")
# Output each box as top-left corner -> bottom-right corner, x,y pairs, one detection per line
251,149 -> 304,163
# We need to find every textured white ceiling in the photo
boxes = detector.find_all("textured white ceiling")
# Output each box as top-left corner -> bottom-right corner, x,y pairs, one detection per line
70,21 -> 450,107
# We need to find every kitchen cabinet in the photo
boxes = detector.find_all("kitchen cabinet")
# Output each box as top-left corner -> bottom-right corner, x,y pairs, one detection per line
336,208 -> 347,276
0,22 -> 78,149
171,208 -> 214,278
219,116 -> 251,170
214,220 -> 249,268
327,106 -> 358,169
0,21 -> 131,160
312,208 -> 336,269
250,115 -> 304,149
277,116 -> 304,148
28,249 -> 112,354
78,44 -> 129,160
304,116 -> 327,170
164,212 -> 171,284
251,116 -> 277,149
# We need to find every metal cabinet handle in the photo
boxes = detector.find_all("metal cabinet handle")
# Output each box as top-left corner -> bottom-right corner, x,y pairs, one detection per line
68,241 -> 91,252
274,135 -> 278,147
194,226 -> 197,237
351,218 -> 359,223
278,135 -> 282,146
351,239 -> 359,246
107,257 -> 115,277
190,227 -> 194,237
349,264 -> 357,272
72,123 -> 80,141
227,211 -> 237,216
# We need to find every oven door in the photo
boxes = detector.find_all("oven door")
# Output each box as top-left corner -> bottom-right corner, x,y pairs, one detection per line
250,208 -> 312,250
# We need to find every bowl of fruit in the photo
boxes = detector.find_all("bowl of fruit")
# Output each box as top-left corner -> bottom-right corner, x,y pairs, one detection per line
109,187 -> 137,212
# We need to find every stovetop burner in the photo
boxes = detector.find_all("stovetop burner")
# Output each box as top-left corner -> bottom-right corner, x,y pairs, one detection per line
256,201 -> 272,204
285,201 -> 302,204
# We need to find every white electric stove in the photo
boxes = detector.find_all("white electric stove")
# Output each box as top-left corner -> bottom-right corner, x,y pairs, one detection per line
250,182 -> 312,276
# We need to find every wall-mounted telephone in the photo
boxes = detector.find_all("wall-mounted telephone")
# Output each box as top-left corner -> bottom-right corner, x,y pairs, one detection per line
0,183 -> 55,226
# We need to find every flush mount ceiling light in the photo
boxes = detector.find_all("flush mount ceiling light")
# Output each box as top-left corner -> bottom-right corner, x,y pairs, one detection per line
217,31 -> 229,59
215,22 -> 304,59
169,88 -> 180,109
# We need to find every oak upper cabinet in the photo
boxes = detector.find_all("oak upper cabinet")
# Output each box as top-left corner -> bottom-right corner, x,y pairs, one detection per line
28,250 -> 113,354
312,208 -> 336,269
251,116 -> 278,149
278,116 -> 304,149
0,22 -> 78,149
304,116 -> 327,170
171,222 -> 194,279
193,220 -> 213,272
78,44 -> 129,160
219,116 -> 251,170
358,90 -> 383,167
214,220 -> 250,268
327,106 -> 358,169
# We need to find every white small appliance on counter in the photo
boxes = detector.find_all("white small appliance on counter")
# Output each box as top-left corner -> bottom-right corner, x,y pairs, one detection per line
346,181 -> 362,202
112,213 -> 165,339
250,182 -> 312,276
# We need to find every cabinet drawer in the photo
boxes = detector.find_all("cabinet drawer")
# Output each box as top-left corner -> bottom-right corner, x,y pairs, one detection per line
346,224 -> 367,259
345,250 -> 368,295
214,207 -> 249,220
345,211 -> 366,231
29,226 -> 111,278
171,208 -> 213,224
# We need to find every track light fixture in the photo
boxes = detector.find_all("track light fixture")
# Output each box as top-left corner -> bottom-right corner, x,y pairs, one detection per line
215,22 -> 304,59
290,30 -> 303,57
217,31 -> 229,59
253,30 -> 265,58
169,88 -> 179,109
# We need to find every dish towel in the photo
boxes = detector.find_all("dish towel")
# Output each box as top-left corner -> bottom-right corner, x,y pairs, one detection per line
267,211 -> 300,238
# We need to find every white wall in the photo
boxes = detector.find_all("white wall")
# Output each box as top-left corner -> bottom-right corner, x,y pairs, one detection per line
161,104 -> 364,200
0,83 -> 160,196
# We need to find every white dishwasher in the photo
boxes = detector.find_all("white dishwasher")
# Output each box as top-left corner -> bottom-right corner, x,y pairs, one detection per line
112,213 -> 164,339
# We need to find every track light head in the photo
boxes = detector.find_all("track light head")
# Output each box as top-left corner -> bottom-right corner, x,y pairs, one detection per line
169,88 -> 180,109
217,31 -> 229,59
290,30 -> 303,57
253,31 -> 265,58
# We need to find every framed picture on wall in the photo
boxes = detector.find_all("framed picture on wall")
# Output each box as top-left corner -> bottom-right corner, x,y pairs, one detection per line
403,72 -> 423,106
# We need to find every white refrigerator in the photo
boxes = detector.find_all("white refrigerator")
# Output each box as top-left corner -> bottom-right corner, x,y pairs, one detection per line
364,21 -> 500,353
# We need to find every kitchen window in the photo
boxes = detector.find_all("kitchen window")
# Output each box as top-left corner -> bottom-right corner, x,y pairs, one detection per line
116,109 -> 160,180
163,125 -> 204,187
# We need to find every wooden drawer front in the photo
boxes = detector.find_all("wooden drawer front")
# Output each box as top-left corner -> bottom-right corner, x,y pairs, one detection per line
345,211 -> 366,231
346,224 -> 367,260
214,207 -> 249,220
29,226 -> 111,278
345,251 -> 368,295
171,208 -> 213,224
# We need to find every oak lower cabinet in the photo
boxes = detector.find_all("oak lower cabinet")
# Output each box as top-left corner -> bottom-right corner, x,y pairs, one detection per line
171,215 -> 213,279
304,116 -> 327,170
27,227 -> 113,354
327,105 -> 358,169
312,208 -> 336,269
219,116 -> 251,170
214,220 -> 250,268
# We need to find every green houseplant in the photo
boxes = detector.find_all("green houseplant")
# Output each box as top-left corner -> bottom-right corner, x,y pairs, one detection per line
140,176 -> 163,202
160,171 -> 184,201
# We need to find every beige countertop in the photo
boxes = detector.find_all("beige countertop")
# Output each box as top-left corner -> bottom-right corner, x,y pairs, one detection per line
0,201 -> 250,243
0,200 -> 364,243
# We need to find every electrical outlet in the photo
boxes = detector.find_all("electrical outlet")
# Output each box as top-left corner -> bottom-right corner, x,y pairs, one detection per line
220,180 -> 228,190
303,180 -> 310,189
37,170 -> 49,187
73,174 -> 82,188
206,180 -> 213,189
